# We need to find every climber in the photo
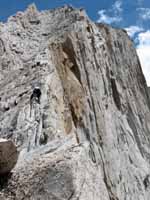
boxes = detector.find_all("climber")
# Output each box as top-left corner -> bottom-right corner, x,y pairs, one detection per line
30,87 -> 41,104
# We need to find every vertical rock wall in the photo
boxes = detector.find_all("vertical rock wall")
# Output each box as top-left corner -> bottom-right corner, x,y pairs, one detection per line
0,4 -> 150,200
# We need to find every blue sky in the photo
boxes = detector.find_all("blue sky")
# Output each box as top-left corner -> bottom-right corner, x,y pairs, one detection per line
0,0 -> 150,85
1,0 -> 103,22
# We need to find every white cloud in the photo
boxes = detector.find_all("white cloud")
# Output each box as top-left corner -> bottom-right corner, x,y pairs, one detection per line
97,10 -> 122,24
113,0 -> 123,13
125,26 -> 144,38
137,8 -> 150,20
97,0 -> 123,24
136,30 -> 150,86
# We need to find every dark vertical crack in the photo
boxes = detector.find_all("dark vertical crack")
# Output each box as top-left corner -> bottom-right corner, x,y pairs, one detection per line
110,78 -> 121,110
0,39 -> 5,56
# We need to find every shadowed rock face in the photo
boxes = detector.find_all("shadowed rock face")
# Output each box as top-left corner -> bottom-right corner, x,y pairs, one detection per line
0,139 -> 18,175
0,4 -> 150,200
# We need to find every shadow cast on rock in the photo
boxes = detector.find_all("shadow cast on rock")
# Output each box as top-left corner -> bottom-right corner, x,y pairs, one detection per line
0,172 -> 12,190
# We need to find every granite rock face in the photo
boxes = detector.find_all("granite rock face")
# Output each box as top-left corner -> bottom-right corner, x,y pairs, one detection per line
0,4 -> 150,200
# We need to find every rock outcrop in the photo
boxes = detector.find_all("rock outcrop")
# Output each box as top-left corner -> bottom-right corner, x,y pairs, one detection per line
0,4 -> 150,200
0,139 -> 18,175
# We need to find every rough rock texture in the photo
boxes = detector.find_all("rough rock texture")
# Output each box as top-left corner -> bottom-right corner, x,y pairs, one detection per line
0,4 -> 150,200
0,139 -> 18,175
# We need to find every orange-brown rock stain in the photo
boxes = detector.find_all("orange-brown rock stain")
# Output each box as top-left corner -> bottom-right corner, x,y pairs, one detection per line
49,37 -> 86,142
